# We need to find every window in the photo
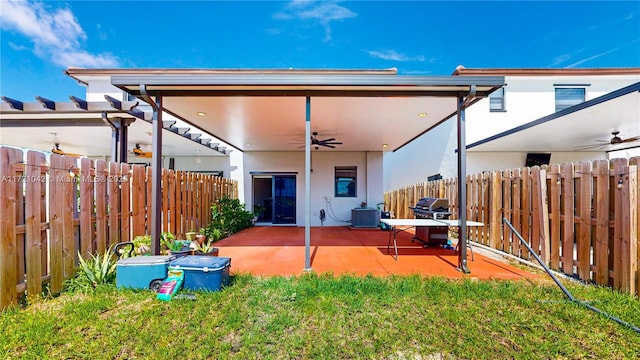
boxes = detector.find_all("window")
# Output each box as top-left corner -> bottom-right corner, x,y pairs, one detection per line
489,87 -> 505,111
555,88 -> 585,112
335,166 -> 356,197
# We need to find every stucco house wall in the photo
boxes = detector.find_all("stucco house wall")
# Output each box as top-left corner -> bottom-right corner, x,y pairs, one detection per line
243,151 -> 383,226
383,72 -> 640,192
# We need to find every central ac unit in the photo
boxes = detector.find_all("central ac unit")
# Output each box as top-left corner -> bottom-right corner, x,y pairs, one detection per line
351,208 -> 379,228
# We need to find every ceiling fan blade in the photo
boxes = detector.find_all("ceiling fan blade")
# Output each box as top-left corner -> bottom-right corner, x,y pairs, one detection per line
620,136 -> 640,143
321,144 -> 336,148
320,138 -> 336,142
321,141 -> 343,145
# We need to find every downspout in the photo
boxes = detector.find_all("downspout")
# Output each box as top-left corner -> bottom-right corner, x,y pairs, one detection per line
140,84 -> 163,255
456,85 -> 476,274
101,112 -> 118,162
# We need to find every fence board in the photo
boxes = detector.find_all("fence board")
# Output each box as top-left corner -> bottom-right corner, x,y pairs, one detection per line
79,158 -> 94,257
95,160 -> 107,254
502,169 -> 512,253
26,151 -> 45,300
48,154 -> 64,294
162,168 -> 169,232
131,165 -> 146,237
521,167 -> 531,260
593,160 -> 610,285
168,170 -> 177,235
530,167 -> 542,260
490,171 -> 502,249
611,160 -> 629,291
62,156 -> 76,281
15,158 -> 25,288
631,157 -> 640,296
561,163 -> 575,274
176,171 -> 184,236
619,165 -> 637,294
121,163 -> 131,243
549,164 -> 561,270
0,147 -> 21,308
108,162 -> 119,250
577,161 -> 593,281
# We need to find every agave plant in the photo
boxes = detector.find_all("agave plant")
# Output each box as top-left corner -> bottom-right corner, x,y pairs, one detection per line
65,249 -> 117,293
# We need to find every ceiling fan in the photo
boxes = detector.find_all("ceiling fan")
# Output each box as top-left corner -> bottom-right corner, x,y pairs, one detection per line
291,132 -> 343,149
575,131 -> 640,151
51,143 -> 82,158
606,131 -> 640,145
130,144 -> 152,158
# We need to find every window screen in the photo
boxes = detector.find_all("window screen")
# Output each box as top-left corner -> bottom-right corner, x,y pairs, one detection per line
555,88 -> 585,112
489,87 -> 505,111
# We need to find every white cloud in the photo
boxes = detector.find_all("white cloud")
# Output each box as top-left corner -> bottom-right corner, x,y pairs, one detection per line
549,53 -> 572,67
0,0 -> 119,67
274,0 -> 357,42
8,42 -> 28,51
365,49 -> 426,62
564,47 -> 621,68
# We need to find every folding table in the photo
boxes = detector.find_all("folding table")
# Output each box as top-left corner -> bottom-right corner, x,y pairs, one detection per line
380,218 -> 484,260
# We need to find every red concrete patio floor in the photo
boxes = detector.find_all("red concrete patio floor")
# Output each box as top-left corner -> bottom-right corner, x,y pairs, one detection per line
215,226 -> 538,280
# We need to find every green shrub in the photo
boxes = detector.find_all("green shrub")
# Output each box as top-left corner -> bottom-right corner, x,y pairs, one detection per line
65,249 -> 117,293
204,196 -> 254,240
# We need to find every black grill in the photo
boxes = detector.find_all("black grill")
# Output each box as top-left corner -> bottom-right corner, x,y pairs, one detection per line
410,197 -> 451,220
410,197 -> 451,247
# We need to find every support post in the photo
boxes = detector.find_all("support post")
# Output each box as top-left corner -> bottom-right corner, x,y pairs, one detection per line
304,94 -> 312,271
457,94 -> 470,273
140,84 -> 163,255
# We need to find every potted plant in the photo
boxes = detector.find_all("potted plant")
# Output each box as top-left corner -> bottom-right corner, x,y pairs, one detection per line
195,229 -> 207,247
193,239 -> 219,256
161,231 -> 190,256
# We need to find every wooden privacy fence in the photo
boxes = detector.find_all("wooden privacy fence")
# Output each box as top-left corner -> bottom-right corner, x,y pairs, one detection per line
0,147 -> 237,309
384,157 -> 639,297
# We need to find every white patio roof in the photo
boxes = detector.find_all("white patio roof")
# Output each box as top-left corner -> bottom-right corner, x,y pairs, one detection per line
68,68 -> 506,153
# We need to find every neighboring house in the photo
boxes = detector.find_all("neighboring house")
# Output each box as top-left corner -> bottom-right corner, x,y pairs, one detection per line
383,67 -> 640,191
0,74 -> 234,177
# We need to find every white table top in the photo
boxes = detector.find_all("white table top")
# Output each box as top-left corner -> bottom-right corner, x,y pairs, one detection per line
380,218 -> 484,227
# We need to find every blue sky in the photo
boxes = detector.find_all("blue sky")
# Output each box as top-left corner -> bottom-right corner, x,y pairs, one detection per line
1,0 -> 639,101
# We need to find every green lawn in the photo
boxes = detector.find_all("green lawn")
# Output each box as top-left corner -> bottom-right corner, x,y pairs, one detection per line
1,273 -> 639,359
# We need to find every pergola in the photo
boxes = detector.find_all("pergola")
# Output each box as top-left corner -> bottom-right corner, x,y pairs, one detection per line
103,69 -> 504,273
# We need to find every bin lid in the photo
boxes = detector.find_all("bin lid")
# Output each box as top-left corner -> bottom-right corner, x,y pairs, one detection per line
169,255 -> 231,272
117,255 -> 176,266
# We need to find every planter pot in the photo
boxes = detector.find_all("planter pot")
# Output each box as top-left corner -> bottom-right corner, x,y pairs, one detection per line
185,232 -> 197,241
195,234 -> 207,246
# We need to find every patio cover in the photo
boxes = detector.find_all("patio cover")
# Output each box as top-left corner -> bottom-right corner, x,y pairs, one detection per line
466,81 -> 640,153
101,68 -> 504,273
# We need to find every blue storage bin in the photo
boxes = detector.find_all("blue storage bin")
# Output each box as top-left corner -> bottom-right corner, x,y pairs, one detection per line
116,255 -> 177,292
169,256 -> 231,292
